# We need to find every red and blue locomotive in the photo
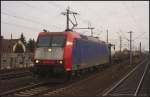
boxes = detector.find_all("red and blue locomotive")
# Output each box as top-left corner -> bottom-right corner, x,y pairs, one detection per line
33,31 -> 110,78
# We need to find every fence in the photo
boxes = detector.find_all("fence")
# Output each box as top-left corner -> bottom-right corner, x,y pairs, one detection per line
1,53 -> 33,70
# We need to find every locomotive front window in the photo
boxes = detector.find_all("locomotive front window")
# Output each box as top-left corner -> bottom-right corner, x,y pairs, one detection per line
37,36 -> 51,47
51,35 -> 66,47
37,35 -> 66,47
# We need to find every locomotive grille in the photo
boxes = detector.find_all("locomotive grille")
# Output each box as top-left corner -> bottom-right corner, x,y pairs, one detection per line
34,47 -> 64,60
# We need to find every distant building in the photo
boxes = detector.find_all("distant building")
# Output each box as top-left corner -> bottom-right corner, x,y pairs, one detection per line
1,38 -> 33,69
1,39 -> 25,53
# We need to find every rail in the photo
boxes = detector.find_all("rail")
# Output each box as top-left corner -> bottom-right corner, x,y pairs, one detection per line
101,58 -> 149,96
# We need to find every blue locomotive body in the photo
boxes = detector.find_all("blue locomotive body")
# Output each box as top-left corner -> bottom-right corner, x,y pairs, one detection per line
72,36 -> 110,71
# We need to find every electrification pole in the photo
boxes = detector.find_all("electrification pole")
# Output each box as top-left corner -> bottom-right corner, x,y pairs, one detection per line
73,27 -> 95,37
0,31 -> 3,69
128,31 -> 133,65
61,7 -> 78,31
139,42 -> 141,56
88,22 -> 94,37
106,29 -> 108,43
66,8 -> 69,30
73,21 -> 94,36
120,36 -> 122,52
90,27 -> 94,37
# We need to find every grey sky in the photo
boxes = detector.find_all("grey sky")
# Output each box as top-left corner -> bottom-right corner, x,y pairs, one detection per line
1,1 -> 149,51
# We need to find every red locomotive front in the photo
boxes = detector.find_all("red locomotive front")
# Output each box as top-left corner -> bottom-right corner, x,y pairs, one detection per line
33,32 -> 67,77
33,31 -> 80,78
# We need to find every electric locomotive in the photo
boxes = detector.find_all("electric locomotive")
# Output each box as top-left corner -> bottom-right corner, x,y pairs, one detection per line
33,31 -> 110,78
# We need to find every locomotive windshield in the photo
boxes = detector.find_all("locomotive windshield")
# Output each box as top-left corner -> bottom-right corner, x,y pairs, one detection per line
37,36 -> 50,47
51,35 -> 66,47
37,35 -> 66,47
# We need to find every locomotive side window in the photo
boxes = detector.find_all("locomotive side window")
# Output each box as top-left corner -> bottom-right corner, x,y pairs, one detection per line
51,35 -> 66,47
37,36 -> 51,47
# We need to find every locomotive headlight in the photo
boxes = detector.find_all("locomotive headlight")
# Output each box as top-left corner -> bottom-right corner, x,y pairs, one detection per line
66,41 -> 73,45
48,48 -> 52,52
59,60 -> 63,64
35,60 -> 39,63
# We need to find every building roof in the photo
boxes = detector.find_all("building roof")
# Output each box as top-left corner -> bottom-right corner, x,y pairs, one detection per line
1,39 -> 20,53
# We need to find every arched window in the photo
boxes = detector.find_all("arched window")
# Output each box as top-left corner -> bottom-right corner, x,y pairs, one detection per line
13,40 -> 26,53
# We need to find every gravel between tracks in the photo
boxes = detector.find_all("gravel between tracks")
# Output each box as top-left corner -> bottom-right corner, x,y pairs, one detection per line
0,76 -> 34,93
44,57 -> 144,96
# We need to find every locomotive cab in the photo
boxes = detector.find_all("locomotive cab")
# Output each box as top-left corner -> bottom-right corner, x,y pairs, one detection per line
33,32 -> 68,77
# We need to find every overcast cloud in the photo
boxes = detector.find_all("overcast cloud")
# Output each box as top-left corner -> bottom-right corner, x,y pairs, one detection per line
1,1 -> 149,51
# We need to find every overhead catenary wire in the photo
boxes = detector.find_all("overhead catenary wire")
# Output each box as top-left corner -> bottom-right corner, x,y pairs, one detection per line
119,30 -> 129,41
47,1 -> 66,11
2,21 -> 40,31
21,1 -> 52,16
48,1 -> 98,32
81,2 -> 147,51
53,2 -> 104,37
80,3 -> 120,42
1,11 -> 63,30
120,2 -> 148,47
79,3 -> 107,28
133,32 -> 147,41
50,2 -> 97,35
48,2 -> 95,31
2,2 -> 79,32
20,2 -> 64,30
121,2 -> 144,33
1,12 -> 41,24
116,31 -> 130,44
2,1 -> 148,51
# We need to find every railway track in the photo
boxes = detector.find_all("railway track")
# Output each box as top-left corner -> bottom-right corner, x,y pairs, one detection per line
0,67 -> 33,80
0,64 -> 103,96
13,70 -> 101,96
2,66 -> 104,96
12,78 -> 71,96
0,80 -> 54,96
37,58 -> 147,96
0,67 -> 32,74
0,75 -> 75,97
1,57 -> 147,96
43,67 -> 108,96
0,70 -> 32,80
100,58 -> 149,96
14,86 -> 50,96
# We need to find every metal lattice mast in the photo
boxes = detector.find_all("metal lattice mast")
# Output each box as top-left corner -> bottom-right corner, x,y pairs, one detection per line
61,7 -> 78,31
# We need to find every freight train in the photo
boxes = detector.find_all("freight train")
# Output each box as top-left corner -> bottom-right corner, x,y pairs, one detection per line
32,31 -> 110,79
